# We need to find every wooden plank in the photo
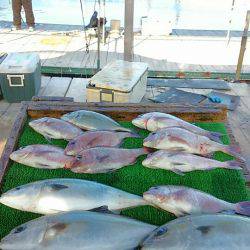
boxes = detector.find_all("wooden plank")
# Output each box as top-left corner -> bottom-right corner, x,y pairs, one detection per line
65,78 -> 88,102
42,77 -> 72,97
25,101 -> 227,123
236,10 -> 250,80
0,103 -> 27,184
124,0 -> 134,61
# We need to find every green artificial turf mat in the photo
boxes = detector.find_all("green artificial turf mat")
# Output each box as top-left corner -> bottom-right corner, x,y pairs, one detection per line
0,121 -> 249,239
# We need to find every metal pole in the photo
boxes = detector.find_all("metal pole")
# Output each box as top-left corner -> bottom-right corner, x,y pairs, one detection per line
235,10 -> 250,81
124,0 -> 134,61
97,0 -> 101,70
102,0 -> 106,44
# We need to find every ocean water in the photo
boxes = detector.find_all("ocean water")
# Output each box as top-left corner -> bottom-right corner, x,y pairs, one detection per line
0,0 -> 249,30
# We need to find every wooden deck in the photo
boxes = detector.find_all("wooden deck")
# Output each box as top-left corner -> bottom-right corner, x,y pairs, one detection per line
0,76 -> 249,175
0,28 -> 250,75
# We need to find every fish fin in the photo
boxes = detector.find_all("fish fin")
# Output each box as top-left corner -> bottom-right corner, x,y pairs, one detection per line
128,132 -> 142,138
225,160 -> 242,170
96,155 -> 110,162
43,222 -> 68,242
88,206 -> 114,214
36,163 -> 55,169
221,145 -> 245,161
110,209 -> 121,215
207,131 -> 224,143
168,147 -> 187,152
235,201 -> 250,216
172,169 -> 185,176
220,210 -> 236,215
47,184 -> 69,191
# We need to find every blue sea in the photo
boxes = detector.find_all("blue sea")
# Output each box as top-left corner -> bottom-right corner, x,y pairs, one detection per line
0,0 -> 249,30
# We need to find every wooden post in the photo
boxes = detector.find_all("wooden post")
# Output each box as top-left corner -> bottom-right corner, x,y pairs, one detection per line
124,0 -> 134,62
235,10 -> 250,81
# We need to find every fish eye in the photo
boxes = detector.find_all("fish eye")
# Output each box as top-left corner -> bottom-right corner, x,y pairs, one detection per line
13,226 -> 26,234
71,141 -> 76,145
15,187 -> 21,190
76,155 -> 82,160
155,226 -> 168,237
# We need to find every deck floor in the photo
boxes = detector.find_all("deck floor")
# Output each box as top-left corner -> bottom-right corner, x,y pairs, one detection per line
0,77 -> 249,174
0,28 -> 250,73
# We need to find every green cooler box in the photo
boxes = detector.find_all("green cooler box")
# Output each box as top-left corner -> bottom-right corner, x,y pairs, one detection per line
0,52 -> 41,102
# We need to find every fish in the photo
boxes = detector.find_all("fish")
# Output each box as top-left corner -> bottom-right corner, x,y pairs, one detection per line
143,127 -> 244,160
61,110 -> 132,132
132,112 -> 223,143
142,150 -> 242,175
0,211 -> 156,250
29,117 -> 83,141
143,185 -> 250,217
0,178 -> 147,214
68,147 -> 149,173
10,145 -> 75,169
140,214 -> 250,250
65,130 -> 140,156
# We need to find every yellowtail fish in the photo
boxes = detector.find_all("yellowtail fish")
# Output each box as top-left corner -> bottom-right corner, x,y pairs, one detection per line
0,211 -> 156,250
0,178 -> 147,214
61,110 -> 132,132
140,214 -> 250,250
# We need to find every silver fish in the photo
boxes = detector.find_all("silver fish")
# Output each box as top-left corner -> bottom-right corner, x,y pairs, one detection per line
61,110 -> 132,132
29,117 -> 83,141
65,130 -> 140,156
0,211 -> 156,250
143,185 -> 250,217
132,112 -> 223,142
143,127 -> 243,160
142,150 -> 242,175
140,214 -> 250,250
0,178 -> 147,214
68,147 -> 148,173
10,145 -> 75,169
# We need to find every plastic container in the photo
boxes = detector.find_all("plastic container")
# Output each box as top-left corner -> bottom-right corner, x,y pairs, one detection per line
0,52 -> 41,102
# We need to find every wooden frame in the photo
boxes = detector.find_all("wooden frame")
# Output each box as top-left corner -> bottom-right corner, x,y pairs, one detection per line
0,101 -> 249,188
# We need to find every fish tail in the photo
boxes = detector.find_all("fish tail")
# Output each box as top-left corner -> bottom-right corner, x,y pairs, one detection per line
206,131 -> 224,143
235,201 -> 250,216
219,145 -> 245,161
117,127 -> 133,133
224,160 -> 242,170
141,147 -> 154,155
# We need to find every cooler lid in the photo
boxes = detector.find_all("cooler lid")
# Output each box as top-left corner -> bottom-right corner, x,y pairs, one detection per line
0,52 -> 40,74
89,60 -> 148,92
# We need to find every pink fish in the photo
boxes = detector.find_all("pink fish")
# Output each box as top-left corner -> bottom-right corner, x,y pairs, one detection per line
65,131 -> 140,156
29,117 -> 83,141
143,185 -> 250,217
132,112 -> 223,142
142,150 -> 242,175
143,127 -> 244,160
10,145 -> 75,169
67,147 -> 149,173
